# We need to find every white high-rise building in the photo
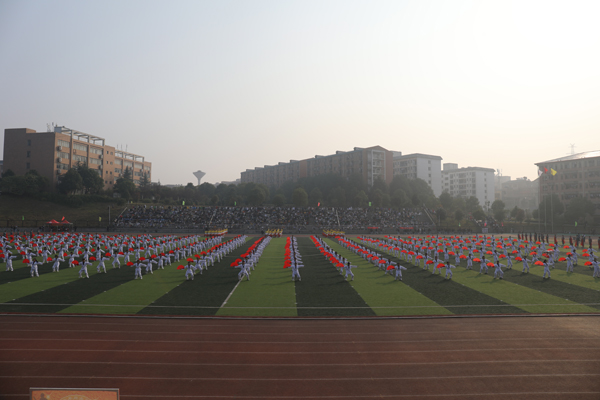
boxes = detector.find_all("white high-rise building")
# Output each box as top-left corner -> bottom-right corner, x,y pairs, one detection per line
442,163 -> 495,209
393,153 -> 442,197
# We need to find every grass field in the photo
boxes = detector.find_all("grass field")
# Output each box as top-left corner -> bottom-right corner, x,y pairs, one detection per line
1,234 -> 599,317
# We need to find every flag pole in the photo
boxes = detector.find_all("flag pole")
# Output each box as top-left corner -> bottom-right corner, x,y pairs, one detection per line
550,178 -> 554,234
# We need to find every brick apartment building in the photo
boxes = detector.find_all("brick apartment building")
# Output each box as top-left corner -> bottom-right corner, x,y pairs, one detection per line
3,126 -> 151,190
240,145 -> 394,188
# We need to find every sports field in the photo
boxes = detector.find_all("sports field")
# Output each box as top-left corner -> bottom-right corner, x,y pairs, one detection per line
1,234 -> 599,317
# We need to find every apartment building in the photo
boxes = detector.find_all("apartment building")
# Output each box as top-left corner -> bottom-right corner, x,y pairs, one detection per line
240,146 -> 394,187
3,126 -> 151,190
442,163 -> 495,209
393,153 -> 442,197
536,151 -> 600,214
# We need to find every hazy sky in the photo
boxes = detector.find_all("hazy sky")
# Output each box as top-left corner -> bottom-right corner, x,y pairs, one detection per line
2,0 -> 600,186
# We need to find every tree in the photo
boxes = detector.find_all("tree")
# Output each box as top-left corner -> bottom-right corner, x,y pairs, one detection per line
123,166 -> 133,180
510,206 -> 520,219
114,177 -> 137,200
198,182 -> 216,198
472,208 -> 485,221
328,187 -> 346,207
537,194 -> 564,223
309,187 -> 323,206
515,208 -> 525,223
455,209 -> 464,222
23,170 -> 49,195
491,200 -> 506,222
354,190 -> 369,207
436,208 -> 447,222
409,178 -> 436,207
1,169 -> 15,178
58,169 -> 83,195
140,172 -> 150,188
273,194 -> 286,206
453,197 -> 466,212
247,187 -> 267,206
76,164 -> 104,194
564,197 -> 595,224
439,192 -> 453,210
139,172 -> 152,199
370,188 -> 385,207
465,196 -> 480,213
292,187 -> 308,207
0,175 -> 27,195
371,178 -> 388,197
390,189 -> 408,209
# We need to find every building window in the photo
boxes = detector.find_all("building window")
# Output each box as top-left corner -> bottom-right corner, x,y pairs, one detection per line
73,143 -> 88,152
26,151 -> 30,157
27,139 -> 31,146
57,140 -> 70,148
73,155 -> 88,163
26,162 -> 30,169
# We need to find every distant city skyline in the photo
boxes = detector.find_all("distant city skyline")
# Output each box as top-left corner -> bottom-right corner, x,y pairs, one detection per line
2,0 -> 599,186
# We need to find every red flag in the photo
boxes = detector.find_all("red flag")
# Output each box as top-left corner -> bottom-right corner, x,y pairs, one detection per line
61,216 -> 65,221
544,167 -> 548,174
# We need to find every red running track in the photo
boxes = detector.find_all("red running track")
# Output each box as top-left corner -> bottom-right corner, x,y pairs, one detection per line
1,315 -> 599,399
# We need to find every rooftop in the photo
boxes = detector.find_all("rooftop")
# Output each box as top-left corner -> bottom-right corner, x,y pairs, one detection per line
396,153 -> 442,160
536,150 -> 600,164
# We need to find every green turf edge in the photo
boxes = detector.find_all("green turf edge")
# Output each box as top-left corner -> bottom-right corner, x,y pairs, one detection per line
217,237 -> 297,317
357,236 -> 600,314
58,264 -> 185,315
520,263 -> 600,292
448,268 -> 600,314
136,237 -> 255,316
0,263 -> 101,305
324,239 -> 452,316
295,237 -> 376,317
350,237 -> 527,315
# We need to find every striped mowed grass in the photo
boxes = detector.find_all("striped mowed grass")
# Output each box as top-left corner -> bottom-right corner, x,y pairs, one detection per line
0,235 -> 599,317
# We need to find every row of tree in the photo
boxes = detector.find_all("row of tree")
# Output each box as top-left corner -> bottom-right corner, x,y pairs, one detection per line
436,190 -> 597,226
1,167 -> 598,226
129,173 -> 440,209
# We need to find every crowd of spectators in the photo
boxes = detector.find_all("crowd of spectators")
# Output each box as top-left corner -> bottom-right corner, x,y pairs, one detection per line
114,205 -> 433,232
